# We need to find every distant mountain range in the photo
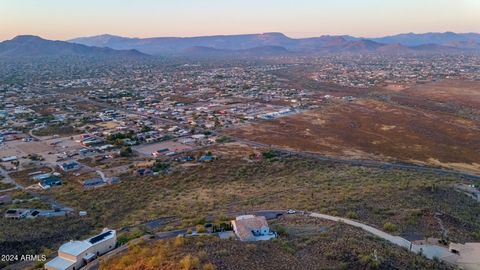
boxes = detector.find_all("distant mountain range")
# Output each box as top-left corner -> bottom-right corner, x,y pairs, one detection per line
2,32 -> 480,59
0,35 -> 146,59
368,32 -> 480,46
69,32 -> 480,56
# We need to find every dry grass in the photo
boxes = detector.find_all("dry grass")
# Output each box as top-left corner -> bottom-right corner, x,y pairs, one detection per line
46,151 -> 480,243
402,79 -> 480,109
101,215 -> 453,270
3,145 -> 480,268
227,99 -> 480,173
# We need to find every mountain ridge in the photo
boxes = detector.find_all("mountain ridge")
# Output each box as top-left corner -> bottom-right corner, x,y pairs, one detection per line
0,35 -> 147,59
2,31 -> 479,59
69,32 -> 480,55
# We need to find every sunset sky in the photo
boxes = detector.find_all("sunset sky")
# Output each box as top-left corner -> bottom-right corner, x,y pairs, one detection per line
1,0 -> 479,41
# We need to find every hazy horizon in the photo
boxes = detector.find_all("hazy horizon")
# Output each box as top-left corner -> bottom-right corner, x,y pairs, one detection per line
6,30 -> 480,42
1,0 -> 480,41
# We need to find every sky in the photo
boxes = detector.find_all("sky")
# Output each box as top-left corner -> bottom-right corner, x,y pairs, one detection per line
1,0 -> 480,41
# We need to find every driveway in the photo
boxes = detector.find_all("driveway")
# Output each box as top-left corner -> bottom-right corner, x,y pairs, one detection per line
309,212 -> 450,260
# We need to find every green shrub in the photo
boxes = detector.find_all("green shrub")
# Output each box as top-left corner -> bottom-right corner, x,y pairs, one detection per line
383,222 -> 397,233
346,211 -> 359,219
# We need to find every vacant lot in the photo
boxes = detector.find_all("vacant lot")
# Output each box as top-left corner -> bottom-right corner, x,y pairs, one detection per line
15,141 -> 53,155
228,99 -> 480,173
134,141 -> 193,156
402,79 -> 480,110
33,124 -> 80,137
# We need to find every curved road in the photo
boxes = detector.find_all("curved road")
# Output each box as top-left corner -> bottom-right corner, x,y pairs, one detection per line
77,209 -> 456,270
308,212 -> 449,260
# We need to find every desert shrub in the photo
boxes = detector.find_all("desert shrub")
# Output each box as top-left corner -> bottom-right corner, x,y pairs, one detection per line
196,224 -> 207,233
117,228 -> 145,245
383,222 -> 397,233
359,253 -> 384,269
119,146 -> 133,157
472,231 -> 480,240
152,160 -> 170,172
174,236 -> 186,247
180,255 -> 200,270
203,263 -> 217,270
262,150 -> 278,160
273,225 -> 288,237
346,211 -> 359,219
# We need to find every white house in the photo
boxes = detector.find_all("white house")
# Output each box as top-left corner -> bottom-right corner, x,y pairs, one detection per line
45,229 -> 116,270
231,215 -> 276,242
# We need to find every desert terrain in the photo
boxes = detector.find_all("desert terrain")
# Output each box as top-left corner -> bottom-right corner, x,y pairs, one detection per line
227,96 -> 480,174
402,79 -> 480,109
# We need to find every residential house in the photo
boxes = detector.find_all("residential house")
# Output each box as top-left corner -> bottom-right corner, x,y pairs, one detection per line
152,148 -> 170,157
4,208 -> 30,219
199,155 -> 215,162
38,176 -> 62,189
231,215 -> 276,241
60,162 -> 81,172
32,173 -> 52,181
45,229 -> 116,270
1,156 -> 17,162
82,178 -> 105,189
106,177 -> 120,185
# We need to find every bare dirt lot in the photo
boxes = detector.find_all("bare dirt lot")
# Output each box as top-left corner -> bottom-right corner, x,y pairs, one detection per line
15,141 -> 53,155
227,99 -> 480,173
402,79 -> 480,109
134,141 -> 193,156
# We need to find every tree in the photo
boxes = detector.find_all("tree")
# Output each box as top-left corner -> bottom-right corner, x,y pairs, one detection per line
120,147 -> 133,157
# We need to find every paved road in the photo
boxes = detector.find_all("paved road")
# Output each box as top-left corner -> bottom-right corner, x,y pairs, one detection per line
75,209 -> 454,270
310,213 -> 412,248
309,212 -> 450,260
81,243 -> 129,270
229,210 -> 286,220
28,127 -> 42,141
156,229 -> 189,239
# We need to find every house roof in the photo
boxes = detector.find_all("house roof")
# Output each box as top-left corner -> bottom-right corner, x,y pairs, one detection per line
83,178 -> 104,185
61,162 -> 79,169
88,230 -> 115,245
59,240 -> 91,256
44,256 -> 76,270
232,215 -> 269,241
41,176 -> 62,185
